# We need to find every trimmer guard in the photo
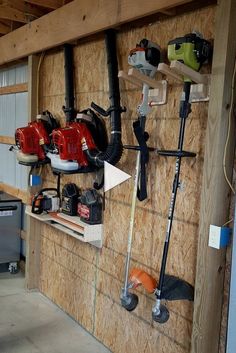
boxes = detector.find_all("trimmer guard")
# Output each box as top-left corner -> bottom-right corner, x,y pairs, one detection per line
129,269 -> 194,301
129,268 -> 157,293
161,274 -> 194,301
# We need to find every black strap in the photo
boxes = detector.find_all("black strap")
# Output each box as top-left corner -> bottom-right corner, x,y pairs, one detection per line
133,120 -> 149,201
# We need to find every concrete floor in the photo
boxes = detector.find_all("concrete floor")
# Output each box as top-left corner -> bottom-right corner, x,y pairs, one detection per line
0,272 -> 111,353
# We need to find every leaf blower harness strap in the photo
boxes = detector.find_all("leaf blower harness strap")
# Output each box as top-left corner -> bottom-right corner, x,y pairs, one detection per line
133,120 -> 149,201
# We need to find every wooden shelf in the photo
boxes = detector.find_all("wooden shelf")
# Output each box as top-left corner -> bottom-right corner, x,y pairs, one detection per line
25,206 -> 103,248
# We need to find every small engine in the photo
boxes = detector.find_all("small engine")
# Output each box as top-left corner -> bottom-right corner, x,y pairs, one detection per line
47,110 -> 108,173
14,111 -> 58,166
48,122 -> 97,172
128,39 -> 161,76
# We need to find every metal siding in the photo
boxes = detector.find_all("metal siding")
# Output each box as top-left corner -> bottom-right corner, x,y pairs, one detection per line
0,144 -> 4,182
0,95 -> 15,135
15,64 -> 28,84
0,96 -> 4,134
8,67 -> 16,86
0,70 -> 6,87
0,64 -> 27,87
15,92 -> 28,128
15,161 -> 28,191
5,94 -> 16,136
0,144 -> 16,186
5,144 -> 16,187
0,64 -> 28,189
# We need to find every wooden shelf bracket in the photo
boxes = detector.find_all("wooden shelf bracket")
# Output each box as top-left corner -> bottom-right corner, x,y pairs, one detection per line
118,67 -> 167,105
157,61 -> 211,102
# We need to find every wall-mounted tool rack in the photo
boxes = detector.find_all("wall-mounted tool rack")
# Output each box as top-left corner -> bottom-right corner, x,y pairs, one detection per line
25,206 -> 103,248
119,61 -> 210,104
158,60 -> 210,102
118,67 -> 168,105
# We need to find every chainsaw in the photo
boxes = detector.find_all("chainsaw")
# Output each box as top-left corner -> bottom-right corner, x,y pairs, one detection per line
14,111 -> 58,166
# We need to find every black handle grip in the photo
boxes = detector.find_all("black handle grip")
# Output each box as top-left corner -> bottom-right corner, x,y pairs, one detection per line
124,145 -> 156,151
0,205 -> 17,211
157,150 -> 196,158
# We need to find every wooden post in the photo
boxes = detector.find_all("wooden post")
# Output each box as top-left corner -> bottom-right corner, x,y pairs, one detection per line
25,54 -> 42,290
191,0 -> 236,352
28,55 -> 40,122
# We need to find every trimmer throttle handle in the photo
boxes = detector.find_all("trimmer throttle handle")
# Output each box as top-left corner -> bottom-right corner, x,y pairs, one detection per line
91,101 -> 126,117
91,102 -> 109,116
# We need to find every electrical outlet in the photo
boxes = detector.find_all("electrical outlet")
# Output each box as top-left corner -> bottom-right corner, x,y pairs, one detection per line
30,174 -> 42,187
208,224 -> 231,249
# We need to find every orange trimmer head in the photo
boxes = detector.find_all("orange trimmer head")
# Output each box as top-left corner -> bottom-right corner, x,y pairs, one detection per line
129,268 -> 157,293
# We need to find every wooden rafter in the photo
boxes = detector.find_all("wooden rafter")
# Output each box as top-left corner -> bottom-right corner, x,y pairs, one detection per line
0,21 -> 10,34
3,0 -> 46,18
0,5 -> 28,23
24,0 -> 63,9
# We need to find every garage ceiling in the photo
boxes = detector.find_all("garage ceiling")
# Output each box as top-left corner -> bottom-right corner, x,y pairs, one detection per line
0,0 -> 72,36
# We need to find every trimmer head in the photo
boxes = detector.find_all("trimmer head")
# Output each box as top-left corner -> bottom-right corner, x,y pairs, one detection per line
121,292 -> 139,312
129,268 -> 194,301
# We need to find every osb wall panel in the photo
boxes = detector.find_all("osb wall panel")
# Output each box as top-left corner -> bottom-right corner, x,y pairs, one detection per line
38,6 -> 216,353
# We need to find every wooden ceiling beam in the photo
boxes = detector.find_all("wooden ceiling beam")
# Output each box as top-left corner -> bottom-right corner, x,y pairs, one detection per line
0,0 -> 196,66
24,0 -> 63,9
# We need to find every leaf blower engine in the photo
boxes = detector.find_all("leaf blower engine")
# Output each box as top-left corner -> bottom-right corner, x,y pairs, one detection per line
47,109 -> 108,173
14,111 -> 58,166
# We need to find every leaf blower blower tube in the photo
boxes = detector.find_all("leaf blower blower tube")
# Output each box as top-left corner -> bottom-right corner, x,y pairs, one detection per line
84,29 -> 123,167
63,43 -> 76,123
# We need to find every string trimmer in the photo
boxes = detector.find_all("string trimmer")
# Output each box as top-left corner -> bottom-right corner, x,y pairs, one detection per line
120,39 -> 161,310
123,33 -> 211,323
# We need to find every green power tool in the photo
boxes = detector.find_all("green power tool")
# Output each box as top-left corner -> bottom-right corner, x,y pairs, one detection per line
168,32 -> 211,77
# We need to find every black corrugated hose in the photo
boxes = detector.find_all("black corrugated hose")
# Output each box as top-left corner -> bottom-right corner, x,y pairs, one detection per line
84,29 -> 124,167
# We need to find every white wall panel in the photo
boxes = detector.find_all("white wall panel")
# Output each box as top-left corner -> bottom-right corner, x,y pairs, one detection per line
15,64 -> 28,84
15,161 -> 28,191
7,67 -> 16,86
15,92 -> 28,128
0,70 -> 8,87
0,63 -> 27,87
0,64 -> 28,191
0,144 -> 16,186
0,95 -> 16,135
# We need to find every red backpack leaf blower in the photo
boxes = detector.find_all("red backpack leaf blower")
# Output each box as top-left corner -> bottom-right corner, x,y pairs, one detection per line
13,111 -> 59,166
47,30 -> 124,181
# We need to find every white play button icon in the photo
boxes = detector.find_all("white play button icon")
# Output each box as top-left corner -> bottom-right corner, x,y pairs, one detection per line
104,161 -> 131,192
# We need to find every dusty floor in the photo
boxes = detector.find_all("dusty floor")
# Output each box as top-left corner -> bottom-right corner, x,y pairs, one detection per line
0,271 -> 111,353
